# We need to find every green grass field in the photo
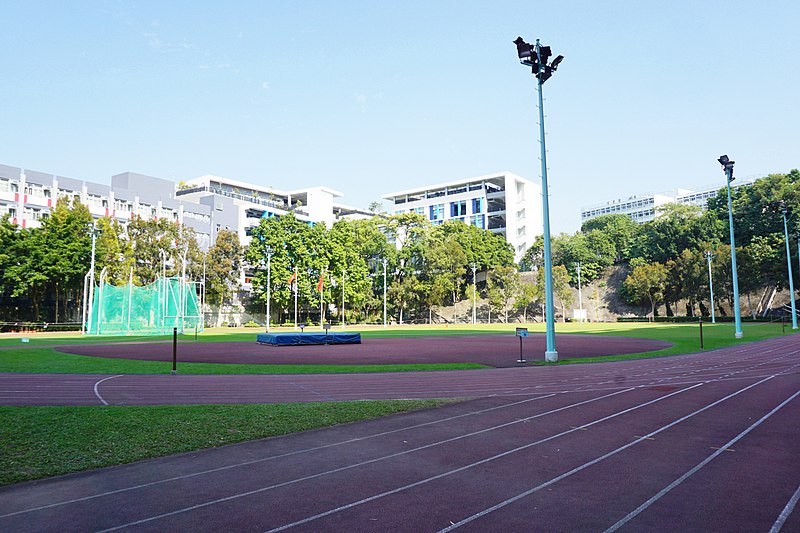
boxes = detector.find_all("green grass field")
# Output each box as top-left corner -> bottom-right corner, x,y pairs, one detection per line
0,400 -> 451,486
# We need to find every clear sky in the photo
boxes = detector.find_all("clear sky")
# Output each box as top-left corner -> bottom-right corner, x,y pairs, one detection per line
1,1 -> 797,233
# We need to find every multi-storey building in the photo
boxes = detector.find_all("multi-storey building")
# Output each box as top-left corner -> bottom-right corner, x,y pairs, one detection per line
580,179 -> 757,225
0,163 -> 372,250
383,171 -> 542,261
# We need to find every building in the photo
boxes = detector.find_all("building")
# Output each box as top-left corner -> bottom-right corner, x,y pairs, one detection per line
0,163 -> 372,250
579,179 -> 757,225
383,171 -> 542,261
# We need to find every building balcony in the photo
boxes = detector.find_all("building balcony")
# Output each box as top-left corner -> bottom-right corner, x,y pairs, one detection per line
25,195 -> 51,208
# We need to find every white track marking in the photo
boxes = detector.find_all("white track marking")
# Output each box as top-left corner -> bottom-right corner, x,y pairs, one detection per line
770,483 -> 800,533
605,389 -> 800,532
436,376 -> 776,532
95,388 -> 641,532
0,392 -> 557,518
92,375 -> 123,406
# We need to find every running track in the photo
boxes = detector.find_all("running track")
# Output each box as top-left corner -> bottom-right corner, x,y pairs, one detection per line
1,335 -> 799,531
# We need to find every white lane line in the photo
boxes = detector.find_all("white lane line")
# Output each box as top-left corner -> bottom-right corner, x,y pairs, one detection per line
605,388 -> 800,533
93,375 -> 124,406
95,388 -> 640,532
770,483 -> 800,533
437,375 -> 775,533
0,392 -> 558,518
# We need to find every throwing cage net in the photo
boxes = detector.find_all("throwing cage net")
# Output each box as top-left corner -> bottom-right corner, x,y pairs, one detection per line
84,276 -> 203,336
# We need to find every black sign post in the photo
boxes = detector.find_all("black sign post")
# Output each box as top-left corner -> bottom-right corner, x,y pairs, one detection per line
515,327 -> 528,363
171,327 -> 178,375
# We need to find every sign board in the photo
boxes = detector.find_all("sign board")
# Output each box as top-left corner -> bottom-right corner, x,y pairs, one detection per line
323,322 -> 332,331
515,327 -> 528,337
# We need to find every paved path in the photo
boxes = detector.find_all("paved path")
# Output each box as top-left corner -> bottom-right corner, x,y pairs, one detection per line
0,335 -> 798,532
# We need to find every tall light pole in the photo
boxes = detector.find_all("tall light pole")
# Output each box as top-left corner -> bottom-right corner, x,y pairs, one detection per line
706,251 -> 716,323
341,268 -> 346,328
515,36 -> 564,361
264,246 -> 273,332
83,220 -> 100,335
780,204 -> 798,329
382,258 -> 388,328
574,261 -> 583,323
471,263 -> 477,325
719,155 -> 743,338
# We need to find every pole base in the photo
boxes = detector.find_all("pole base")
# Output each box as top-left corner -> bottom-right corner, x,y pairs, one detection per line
517,359 -> 527,364
735,331 -> 743,339
170,370 -> 177,375
545,351 -> 559,363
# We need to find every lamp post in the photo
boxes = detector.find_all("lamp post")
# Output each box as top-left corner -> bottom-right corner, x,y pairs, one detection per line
382,258 -> 388,328
264,245 -> 273,332
471,263 -> 477,325
574,261 -> 583,323
706,251 -> 716,323
341,268 -> 346,328
515,36 -> 564,361
780,204 -> 798,329
719,155 -> 743,338
83,220 -> 100,335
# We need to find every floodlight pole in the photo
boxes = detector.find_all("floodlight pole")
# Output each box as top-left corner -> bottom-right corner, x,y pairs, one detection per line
471,263 -> 477,325
721,157 -> 743,338
265,246 -> 273,332
782,209 -> 798,329
383,257 -> 388,328
706,251 -> 716,323
520,37 -> 560,361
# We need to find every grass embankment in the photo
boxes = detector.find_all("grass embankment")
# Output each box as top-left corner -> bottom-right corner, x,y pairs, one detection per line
0,399 -> 451,486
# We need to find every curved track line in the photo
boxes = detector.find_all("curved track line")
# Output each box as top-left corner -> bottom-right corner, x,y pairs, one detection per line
93,375 -> 123,406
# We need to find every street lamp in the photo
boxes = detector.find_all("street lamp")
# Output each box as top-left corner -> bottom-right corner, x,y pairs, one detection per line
82,220 -> 101,335
780,204 -> 798,329
515,36 -> 564,361
706,251 -> 716,323
574,262 -> 583,323
718,154 -> 743,338
263,245 -> 273,332
382,257 -> 388,328
471,263 -> 477,325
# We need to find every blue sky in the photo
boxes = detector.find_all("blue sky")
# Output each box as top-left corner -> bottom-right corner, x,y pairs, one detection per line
1,0 -> 797,232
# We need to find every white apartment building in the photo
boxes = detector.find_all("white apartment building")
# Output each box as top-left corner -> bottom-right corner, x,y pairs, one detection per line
383,171 -> 542,261
580,179 -> 757,225
0,163 -> 373,251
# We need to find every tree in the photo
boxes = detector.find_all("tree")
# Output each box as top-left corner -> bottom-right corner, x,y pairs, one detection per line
514,282 -> 539,323
552,265 -> 574,322
581,213 -> 637,262
623,261 -> 669,318
629,204 -> 723,265
205,229 -> 242,325
487,265 -> 519,323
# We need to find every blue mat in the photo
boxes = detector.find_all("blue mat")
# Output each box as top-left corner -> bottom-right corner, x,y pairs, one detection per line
256,332 -> 362,346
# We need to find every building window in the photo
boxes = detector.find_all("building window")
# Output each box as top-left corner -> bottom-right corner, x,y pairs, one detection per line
472,198 -> 483,213
450,200 -> 466,217
471,214 -> 485,229
430,204 -> 444,220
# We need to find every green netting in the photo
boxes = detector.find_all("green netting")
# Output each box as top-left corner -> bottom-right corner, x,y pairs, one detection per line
85,277 -> 203,335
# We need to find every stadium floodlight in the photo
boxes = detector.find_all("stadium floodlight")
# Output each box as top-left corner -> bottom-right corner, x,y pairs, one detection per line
82,220 -> 102,335
514,36 -> 564,361
719,154 -> 743,338
780,203 -> 798,329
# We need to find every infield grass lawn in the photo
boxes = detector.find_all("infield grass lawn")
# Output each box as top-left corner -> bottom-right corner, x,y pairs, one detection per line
0,399 -> 452,486
0,322 -> 792,374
